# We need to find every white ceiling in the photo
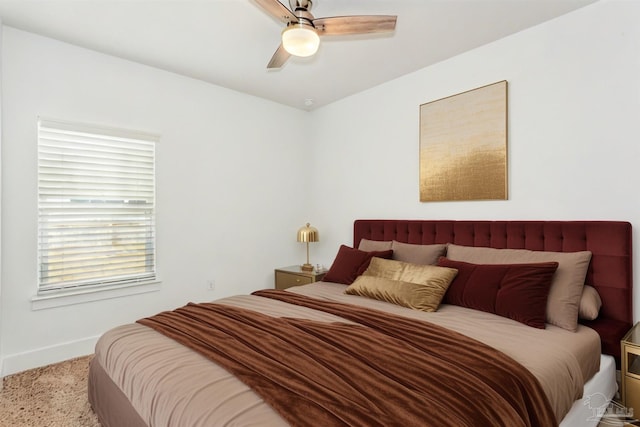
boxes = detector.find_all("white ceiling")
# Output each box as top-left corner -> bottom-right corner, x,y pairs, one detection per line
0,0 -> 597,111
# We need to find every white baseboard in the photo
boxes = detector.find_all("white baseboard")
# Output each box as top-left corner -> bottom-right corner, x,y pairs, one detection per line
1,335 -> 100,377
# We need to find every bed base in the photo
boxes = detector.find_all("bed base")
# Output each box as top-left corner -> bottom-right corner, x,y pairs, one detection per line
88,358 -> 147,427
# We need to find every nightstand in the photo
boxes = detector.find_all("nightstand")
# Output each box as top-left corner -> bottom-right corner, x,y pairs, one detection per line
274,265 -> 326,290
621,322 -> 640,416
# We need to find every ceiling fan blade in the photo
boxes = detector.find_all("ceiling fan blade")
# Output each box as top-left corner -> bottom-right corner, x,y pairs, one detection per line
313,15 -> 397,36
267,43 -> 291,69
254,0 -> 298,24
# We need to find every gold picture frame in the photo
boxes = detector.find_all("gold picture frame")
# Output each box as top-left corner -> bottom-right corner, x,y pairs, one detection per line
419,81 -> 508,202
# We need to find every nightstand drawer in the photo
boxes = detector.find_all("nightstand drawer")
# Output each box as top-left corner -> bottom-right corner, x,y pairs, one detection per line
622,322 -> 640,414
275,271 -> 314,289
625,374 -> 640,416
626,346 -> 640,380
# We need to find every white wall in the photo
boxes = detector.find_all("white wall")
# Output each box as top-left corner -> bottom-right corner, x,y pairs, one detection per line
0,27 -> 312,375
308,0 -> 640,317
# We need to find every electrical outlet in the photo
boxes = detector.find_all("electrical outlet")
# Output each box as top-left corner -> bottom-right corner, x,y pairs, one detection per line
207,280 -> 215,291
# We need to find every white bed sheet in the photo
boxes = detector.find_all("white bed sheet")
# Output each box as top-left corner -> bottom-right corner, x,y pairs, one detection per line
560,354 -> 617,427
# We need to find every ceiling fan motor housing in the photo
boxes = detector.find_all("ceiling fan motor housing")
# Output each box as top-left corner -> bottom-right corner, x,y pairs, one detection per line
290,0 -> 313,12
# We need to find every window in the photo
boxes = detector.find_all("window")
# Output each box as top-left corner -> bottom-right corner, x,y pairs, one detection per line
37,118 -> 157,294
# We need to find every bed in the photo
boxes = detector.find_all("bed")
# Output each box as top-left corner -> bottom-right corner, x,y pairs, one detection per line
88,219 -> 633,427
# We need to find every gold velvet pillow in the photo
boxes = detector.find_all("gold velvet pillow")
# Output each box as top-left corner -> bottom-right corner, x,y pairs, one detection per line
345,258 -> 458,312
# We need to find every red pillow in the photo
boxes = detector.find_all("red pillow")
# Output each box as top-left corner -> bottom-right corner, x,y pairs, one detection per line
437,257 -> 559,329
323,245 -> 393,285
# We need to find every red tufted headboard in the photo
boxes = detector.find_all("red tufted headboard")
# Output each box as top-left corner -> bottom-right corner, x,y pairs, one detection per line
354,219 -> 633,366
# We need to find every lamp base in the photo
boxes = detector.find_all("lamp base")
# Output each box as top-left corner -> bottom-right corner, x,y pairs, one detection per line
301,263 -> 314,272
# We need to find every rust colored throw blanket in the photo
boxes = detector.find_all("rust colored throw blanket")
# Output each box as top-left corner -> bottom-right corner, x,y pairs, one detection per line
137,290 -> 557,427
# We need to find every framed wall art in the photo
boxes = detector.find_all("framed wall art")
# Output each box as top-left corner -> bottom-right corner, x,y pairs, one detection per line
419,80 -> 508,202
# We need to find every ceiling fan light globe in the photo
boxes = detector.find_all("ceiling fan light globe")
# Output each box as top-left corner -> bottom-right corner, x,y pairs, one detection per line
282,25 -> 319,57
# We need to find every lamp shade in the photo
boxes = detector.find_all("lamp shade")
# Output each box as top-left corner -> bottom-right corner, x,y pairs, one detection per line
297,223 -> 319,243
282,24 -> 320,57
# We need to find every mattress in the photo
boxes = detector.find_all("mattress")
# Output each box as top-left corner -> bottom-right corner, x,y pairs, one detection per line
91,282 -> 602,426
560,354 -> 617,427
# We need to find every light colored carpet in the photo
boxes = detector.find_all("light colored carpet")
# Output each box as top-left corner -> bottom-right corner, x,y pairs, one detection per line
0,355 -> 100,427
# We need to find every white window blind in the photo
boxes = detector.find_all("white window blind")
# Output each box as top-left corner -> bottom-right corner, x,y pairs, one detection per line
37,118 -> 157,293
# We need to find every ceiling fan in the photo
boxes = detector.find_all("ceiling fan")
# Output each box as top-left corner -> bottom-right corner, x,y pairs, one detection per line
254,0 -> 397,69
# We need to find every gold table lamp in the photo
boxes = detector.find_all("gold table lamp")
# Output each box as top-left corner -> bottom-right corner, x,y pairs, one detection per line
297,223 -> 319,271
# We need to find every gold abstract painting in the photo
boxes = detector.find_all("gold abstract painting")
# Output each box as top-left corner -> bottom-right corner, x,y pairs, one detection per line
419,81 -> 508,202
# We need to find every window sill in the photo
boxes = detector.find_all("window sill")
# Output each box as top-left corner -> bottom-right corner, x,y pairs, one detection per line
31,280 -> 161,310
